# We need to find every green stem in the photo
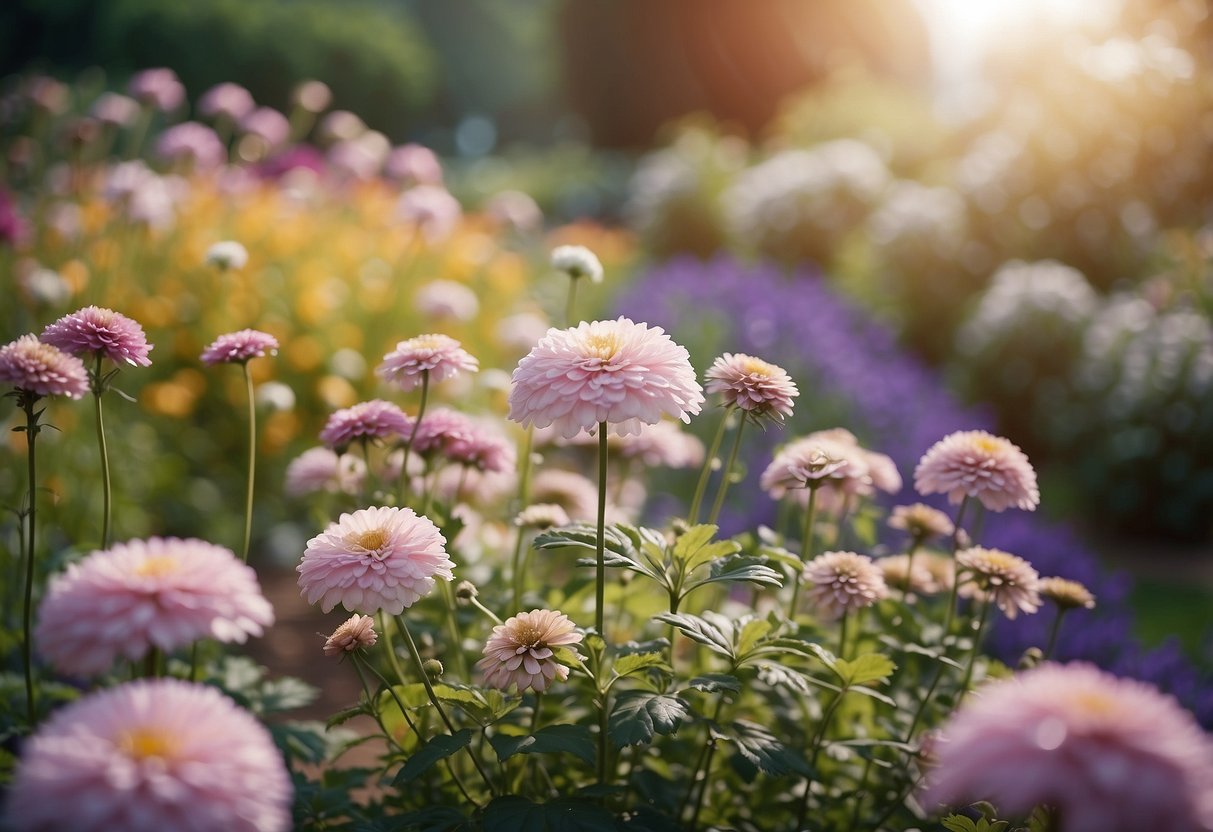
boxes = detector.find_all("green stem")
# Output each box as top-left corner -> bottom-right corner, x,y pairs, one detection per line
397,370 -> 430,506
788,485 -> 820,618
20,395 -> 39,725
706,415 -> 746,527
797,687 -> 847,828
847,756 -> 876,831
685,696 -> 727,828
351,654 -> 407,753
439,579 -> 470,679
941,496 -> 972,636
957,598 -> 992,707
564,276 -> 580,327
838,610 -> 849,660
594,424 -> 608,639
144,646 -> 161,679
1044,608 -> 1067,661
900,538 -> 923,603
241,362 -> 256,562
688,407 -> 731,524
378,612 -> 412,690
93,355 -> 112,549
510,427 -> 536,611
397,616 -> 496,794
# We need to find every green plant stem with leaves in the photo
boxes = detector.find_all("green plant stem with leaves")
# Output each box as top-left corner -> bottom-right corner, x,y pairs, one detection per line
797,685 -> 848,829
957,598 -> 992,707
92,354 -> 113,549
788,484 -> 820,617
706,415 -> 746,527
397,369 -> 430,506
594,424 -> 609,639
686,696 -> 728,830
688,406 -> 732,525
18,393 -> 41,724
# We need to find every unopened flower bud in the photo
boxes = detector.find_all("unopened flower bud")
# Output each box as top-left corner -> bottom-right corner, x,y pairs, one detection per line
455,580 -> 478,602
1018,646 -> 1043,670
423,658 -> 444,679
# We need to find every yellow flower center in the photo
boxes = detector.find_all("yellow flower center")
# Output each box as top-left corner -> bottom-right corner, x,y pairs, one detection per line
740,356 -> 775,377
118,728 -> 178,761
973,435 -> 1006,455
582,332 -> 621,361
350,528 -> 390,552
1072,690 -> 1119,716
512,623 -> 545,648
134,556 -> 179,578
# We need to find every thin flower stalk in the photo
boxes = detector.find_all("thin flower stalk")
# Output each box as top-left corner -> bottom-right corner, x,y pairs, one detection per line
957,597 -> 992,707
91,354 -> 113,548
241,362 -> 256,561
688,406 -> 732,524
594,424 -> 609,638
706,415 -> 746,527
397,369 -> 430,506
19,394 -> 40,724
787,484 -> 820,618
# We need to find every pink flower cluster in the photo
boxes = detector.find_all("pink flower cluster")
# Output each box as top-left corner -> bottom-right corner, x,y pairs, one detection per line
376,334 -> 478,392
200,329 -> 279,365
0,334 -> 89,398
41,305 -> 153,367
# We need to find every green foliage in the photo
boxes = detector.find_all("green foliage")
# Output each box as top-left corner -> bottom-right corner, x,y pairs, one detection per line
394,729 -> 476,785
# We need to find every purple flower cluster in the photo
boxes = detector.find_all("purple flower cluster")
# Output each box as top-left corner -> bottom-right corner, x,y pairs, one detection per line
617,256 -> 1213,725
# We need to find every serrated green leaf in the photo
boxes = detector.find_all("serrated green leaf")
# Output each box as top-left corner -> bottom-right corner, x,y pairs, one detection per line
326,702 -> 371,729
941,816 -> 980,832
652,613 -> 735,661
393,728 -> 475,785
489,724 -> 595,765
672,524 -> 740,574
608,692 -> 690,746
686,556 -> 783,593
834,653 -> 896,687
612,652 -> 670,679
684,673 -> 741,694
724,720 -> 811,777
735,618 -> 773,657
847,685 -> 898,707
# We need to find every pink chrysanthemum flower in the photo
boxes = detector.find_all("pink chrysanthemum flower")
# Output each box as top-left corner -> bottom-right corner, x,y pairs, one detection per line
802,551 -> 889,620
36,538 -> 274,676
508,317 -> 704,439
376,334 -> 479,392
5,678 -> 291,832
41,306 -> 153,367
297,506 -> 455,615
759,434 -> 863,500
877,554 -> 939,596
888,502 -> 955,542
615,419 -> 706,469
0,334 -> 90,398
323,613 -> 378,657
922,663 -> 1213,832
477,609 -> 584,693
530,468 -> 600,523
515,503 -> 572,530
319,399 -> 412,452
284,447 -> 366,497
955,546 -> 1042,620
915,430 -> 1040,512
704,352 -> 799,422
200,329 -> 279,366
1039,577 -> 1097,611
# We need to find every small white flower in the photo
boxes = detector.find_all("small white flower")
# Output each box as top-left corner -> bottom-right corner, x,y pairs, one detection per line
205,240 -> 249,271
550,245 -> 604,284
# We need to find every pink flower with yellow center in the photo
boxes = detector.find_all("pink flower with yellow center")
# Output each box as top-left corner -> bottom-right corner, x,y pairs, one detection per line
955,546 -> 1042,620
5,678 -> 292,832
802,551 -> 889,620
704,352 -> 799,422
376,334 -> 478,392
508,317 -> 704,439
36,538 -> 274,677
297,506 -> 454,615
923,663 -> 1213,832
477,609 -> 583,692
323,613 -> 378,657
915,430 -> 1039,512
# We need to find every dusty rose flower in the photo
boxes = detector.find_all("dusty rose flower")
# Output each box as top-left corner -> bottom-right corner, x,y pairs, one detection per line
0,334 -> 90,398
443,422 -> 516,474
615,420 -> 705,469
198,82 -> 256,121
1039,577 -> 1097,611
36,537 -> 274,676
397,185 -> 462,243
922,663 -> 1213,832
293,79 -> 332,113
802,551 -> 889,620
376,334 -> 479,392
888,503 -> 955,542
41,305 -> 153,367
90,92 -> 139,127
127,68 -> 185,111
200,329 -> 278,365
915,430 -> 1040,512
530,468 -> 599,522
297,506 -> 454,615
284,447 -> 366,496
550,245 -> 603,283
407,406 -> 475,455
955,546 -> 1041,620
155,122 -> 225,171
484,190 -> 543,233
385,143 -> 444,185
5,678 -> 291,832
919,552 -> 957,593
322,613 -> 378,657
515,503 -> 571,530
415,279 -> 479,322
878,554 -> 938,596
320,399 -> 411,452
759,434 -> 862,500
239,107 -> 290,148
704,352 -> 799,422
477,609 -> 583,692
205,240 -> 249,271
509,317 -> 703,439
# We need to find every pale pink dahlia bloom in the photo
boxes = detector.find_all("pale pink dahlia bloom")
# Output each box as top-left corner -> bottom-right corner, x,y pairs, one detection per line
704,352 -> 799,422
923,663 -> 1213,832
802,551 -> 889,620
1039,577 -> 1097,611
284,447 -> 366,497
530,468 -> 600,522
36,538 -> 274,677
955,546 -> 1041,620
323,613 -> 378,657
200,329 -> 279,365
615,420 -> 705,469
508,317 -> 704,439
759,433 -> 863,500
41,305 -> 153,367
915,430 -> 1040,512
0,334 -> 90,398
888,502 -> 955,542
877,554 -> 939,596
477,609 -> 583,692
5,678 -> 291,832
319,399 -> 412,451
376,334 -> 479,392
515,503 -> 572,530
297,506 -> 454,615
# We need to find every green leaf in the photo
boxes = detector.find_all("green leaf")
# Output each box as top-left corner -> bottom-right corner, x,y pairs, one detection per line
480,796 -> 618,832
394,805 -> 474,832
941,816 -> 980,832
847,685 -> 897,707
684,673 -> 741,694
611,652 -> 670,680
326,702 -> 371,728
672,524 -> 740,574
393,728 -> 475,785
724,720 -> 811,777
609,692 -> 690,746
489,724 -> 596,765
834,653 -> 896,687
652,613 -> 735,661
735,618 -> 773,658
686,556 -> 782,592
